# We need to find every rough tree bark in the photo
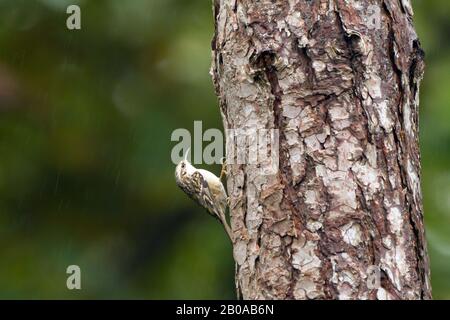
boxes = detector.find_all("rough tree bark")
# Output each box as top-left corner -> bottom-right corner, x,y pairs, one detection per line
211,0 -> 431,300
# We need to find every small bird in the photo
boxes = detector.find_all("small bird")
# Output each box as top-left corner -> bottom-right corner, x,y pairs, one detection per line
175,149 -> 232,242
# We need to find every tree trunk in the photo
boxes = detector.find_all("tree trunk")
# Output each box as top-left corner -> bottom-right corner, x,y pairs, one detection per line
211,0 -> 431,300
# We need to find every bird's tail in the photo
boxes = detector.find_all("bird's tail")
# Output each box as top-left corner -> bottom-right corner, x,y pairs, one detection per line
218,206 -> 233,243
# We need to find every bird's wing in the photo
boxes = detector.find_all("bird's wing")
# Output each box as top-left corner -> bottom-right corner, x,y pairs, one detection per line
192,171 -> 221,220
196,169 -> 227,214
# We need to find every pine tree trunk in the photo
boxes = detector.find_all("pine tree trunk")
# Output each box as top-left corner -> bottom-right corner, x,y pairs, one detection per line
211,0 -> 431,300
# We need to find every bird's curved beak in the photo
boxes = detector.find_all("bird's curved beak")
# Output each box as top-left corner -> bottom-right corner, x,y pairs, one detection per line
184,147 -> 190,161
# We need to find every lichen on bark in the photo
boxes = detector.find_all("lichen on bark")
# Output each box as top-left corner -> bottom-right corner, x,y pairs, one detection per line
211,0 -> 431,300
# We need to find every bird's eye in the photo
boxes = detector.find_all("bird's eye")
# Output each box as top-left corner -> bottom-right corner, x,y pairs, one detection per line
181,163 -> 185,168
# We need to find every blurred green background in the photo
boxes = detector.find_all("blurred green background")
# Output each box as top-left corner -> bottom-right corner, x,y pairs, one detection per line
0,0 -> 448,299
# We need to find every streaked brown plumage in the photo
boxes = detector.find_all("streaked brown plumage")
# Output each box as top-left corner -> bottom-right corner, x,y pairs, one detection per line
175,153 -> 232,241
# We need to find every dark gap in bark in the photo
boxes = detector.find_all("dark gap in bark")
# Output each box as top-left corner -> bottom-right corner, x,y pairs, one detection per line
380,269 -> 402,299
295,40 -> 316,89
406,193 -> 428,299
241,165 -> 248,231
409,40 -> 425,103
383,0 -> 406,149
211,0 -> 219,51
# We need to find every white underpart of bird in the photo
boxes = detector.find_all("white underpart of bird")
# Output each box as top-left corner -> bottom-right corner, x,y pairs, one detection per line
175,149 -> 232,242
